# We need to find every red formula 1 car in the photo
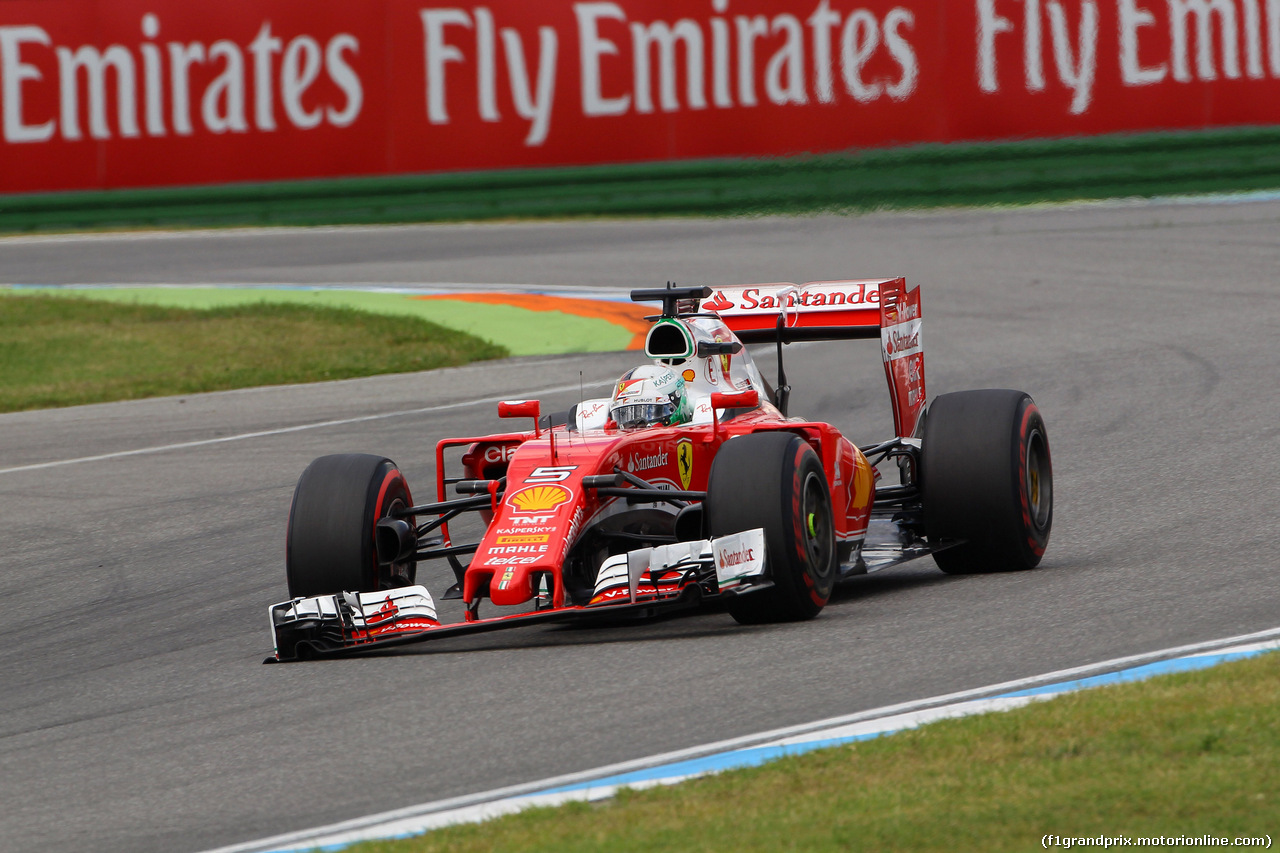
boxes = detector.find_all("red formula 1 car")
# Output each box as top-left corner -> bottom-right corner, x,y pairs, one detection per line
268,280 -> 1053,662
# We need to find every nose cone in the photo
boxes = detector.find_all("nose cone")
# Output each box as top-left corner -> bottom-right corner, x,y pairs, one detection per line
489,563 -> 540,606
463,428 -> 647,610
468,482 -> 573,607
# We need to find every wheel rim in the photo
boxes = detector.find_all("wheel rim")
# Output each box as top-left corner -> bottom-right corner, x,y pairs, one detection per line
1024,428 -> 1052,532
380,495 -> 416,589
800,471 -> 834,574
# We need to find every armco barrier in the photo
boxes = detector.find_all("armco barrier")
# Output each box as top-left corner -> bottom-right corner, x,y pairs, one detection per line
3,126 -> 1280,230
4,0 -> 1280,197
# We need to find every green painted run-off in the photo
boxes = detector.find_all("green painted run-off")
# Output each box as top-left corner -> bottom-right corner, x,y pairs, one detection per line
2,287 -> 634,357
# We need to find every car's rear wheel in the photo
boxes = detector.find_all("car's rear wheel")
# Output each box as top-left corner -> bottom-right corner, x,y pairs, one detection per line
920,390 -> 1052,574
706,432 -> 836,623
286,454 -> 416,597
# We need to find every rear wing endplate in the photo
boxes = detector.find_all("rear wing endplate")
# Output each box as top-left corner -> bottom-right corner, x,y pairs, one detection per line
698,279 -> 926,438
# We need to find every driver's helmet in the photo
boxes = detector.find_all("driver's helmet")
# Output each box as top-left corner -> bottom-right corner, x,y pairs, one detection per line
610,365 -> 692,429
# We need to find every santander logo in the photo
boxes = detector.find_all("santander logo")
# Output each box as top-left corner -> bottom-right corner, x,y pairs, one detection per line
718,545 -> 756,568
703,291 -> 734,312
702,282 -> 884,315
883,319 -> 922,361
891,329 -> 920,352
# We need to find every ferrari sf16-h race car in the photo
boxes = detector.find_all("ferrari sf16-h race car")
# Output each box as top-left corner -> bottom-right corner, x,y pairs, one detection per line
268,279 -> 1053,662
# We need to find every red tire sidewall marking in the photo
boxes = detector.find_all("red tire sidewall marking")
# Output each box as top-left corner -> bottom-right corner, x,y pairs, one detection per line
791,442 -> 831,606
789,443 -> 809,590
1017,405 -> 1047,558
372,467 -> 406,572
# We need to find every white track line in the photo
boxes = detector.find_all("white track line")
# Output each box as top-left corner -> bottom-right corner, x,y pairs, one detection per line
202,625 -> 1280,853
0,380 -> 610,476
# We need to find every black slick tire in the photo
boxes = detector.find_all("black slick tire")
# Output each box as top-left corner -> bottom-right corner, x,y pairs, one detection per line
706,432 -> 837,623
285,454 -> 416,598
920,390 -> 1052,574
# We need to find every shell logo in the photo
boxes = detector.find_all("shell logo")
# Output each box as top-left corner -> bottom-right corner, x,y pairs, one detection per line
507,485 -> 572,514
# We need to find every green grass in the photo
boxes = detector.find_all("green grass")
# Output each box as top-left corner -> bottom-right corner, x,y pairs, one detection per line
349,651 -> 1279,852
5,287 -> 637,357
2,126 -> 1280,231
0,295 -> 507,412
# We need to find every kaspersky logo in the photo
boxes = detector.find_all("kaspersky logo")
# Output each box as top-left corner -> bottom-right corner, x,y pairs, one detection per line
506,485 -> 571,515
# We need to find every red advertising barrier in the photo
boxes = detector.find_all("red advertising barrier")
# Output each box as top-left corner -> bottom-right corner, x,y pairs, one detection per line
2,0 -> 1279,194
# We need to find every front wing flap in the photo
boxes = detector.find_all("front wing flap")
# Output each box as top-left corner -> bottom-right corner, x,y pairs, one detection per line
268,586 -> 442,662
589,528 -> 767,605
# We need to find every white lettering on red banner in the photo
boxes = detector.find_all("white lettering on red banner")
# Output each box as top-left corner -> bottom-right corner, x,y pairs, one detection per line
3,1 -> 1280,193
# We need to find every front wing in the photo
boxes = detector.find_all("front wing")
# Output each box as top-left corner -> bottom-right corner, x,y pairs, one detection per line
267,529 -> 768,662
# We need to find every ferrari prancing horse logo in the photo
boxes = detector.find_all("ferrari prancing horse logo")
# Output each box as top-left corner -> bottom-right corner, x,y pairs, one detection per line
677,439 -> 693,491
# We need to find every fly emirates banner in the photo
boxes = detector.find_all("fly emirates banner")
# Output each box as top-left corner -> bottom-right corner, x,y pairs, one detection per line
1,0 -> 1278,193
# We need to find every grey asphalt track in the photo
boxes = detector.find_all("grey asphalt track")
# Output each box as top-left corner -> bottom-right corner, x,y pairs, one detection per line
3,200 -> 1279,853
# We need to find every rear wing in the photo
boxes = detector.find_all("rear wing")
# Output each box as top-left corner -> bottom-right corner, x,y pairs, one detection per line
698,278 -> 925,438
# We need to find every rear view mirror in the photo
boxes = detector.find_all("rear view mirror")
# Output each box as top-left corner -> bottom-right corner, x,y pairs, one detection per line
498,400 -> 542,437
710,390 -> 759,410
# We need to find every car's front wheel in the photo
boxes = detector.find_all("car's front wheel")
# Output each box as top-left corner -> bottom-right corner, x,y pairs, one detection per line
706,432 -> 837,623
286,454 -> 416,597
